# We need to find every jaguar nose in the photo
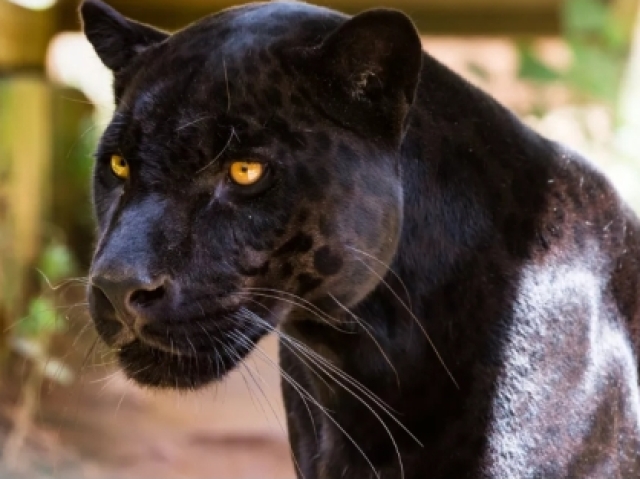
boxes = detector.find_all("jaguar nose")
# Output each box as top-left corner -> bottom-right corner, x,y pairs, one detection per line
90,273 -> 171,327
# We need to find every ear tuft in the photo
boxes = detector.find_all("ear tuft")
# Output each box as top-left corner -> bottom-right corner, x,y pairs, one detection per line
79,0 -> 168,72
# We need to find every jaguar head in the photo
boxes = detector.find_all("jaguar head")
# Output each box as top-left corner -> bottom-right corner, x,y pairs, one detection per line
80,0 -> 422,389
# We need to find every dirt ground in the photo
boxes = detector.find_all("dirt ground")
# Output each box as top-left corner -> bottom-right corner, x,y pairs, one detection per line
0,330 -> 295,479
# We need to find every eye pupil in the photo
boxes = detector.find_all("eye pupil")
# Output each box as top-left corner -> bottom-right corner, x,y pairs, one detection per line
230,161 -> 264,186
111,155 -> 129,179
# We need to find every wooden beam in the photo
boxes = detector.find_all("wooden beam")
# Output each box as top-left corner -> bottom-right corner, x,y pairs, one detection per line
57,1 -> 560,36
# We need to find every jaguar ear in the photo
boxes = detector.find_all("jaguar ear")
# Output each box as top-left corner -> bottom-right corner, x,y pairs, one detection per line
290,9 -> 423,142
80,0 -> 169,73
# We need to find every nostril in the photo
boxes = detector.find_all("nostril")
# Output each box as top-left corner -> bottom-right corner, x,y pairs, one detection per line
91,273 -> 171,318
90,285 -> 116,317
129,285 -> 166,309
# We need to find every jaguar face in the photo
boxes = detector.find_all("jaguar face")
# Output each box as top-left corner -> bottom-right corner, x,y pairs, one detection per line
81,0 -> 422,389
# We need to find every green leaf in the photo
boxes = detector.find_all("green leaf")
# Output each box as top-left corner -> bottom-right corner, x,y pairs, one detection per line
38,242 -> 75,284
517,44 -> 563,84
16,297 -> 64,338
564,41 -> 624,104
563,0 -> 609,34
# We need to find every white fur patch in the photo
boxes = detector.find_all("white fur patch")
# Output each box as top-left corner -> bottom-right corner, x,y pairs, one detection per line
486,255 -> 640,478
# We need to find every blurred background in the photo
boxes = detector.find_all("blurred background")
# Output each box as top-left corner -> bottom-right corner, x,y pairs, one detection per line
1,0 -> 640,478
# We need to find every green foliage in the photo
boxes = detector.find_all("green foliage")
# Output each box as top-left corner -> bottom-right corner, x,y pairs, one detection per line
38,241 -> 76,284
564,41 -> 624,104
564,0 -> 611,35
51,88 -> 101,268
11,240 -> 77,384
14,297 -> 64,339
15,240 -> 76,339
517,42 -> 563,83
517,0 -> 632,109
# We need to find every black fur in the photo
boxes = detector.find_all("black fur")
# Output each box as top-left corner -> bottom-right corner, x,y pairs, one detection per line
80,0 -> 169,72
81,1 -> 640,478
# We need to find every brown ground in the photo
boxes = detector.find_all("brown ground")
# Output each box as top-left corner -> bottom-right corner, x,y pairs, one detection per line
0,329 -> 295,479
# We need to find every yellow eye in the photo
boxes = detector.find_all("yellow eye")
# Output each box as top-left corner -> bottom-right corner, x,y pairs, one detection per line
229,161 -> 264,186
110,155 -> 129,179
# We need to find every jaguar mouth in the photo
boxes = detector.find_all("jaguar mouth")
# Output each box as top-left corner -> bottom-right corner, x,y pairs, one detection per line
89,301 -> 277,390
116,322 -> 266,390
88,285 -> 292,390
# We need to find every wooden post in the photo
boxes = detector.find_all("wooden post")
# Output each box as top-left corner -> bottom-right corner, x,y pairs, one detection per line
0,1 -> 54,69
0,0 -> 55,340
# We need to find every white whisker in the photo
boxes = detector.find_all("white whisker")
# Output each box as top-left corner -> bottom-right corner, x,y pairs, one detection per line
355,258 -> 459,389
